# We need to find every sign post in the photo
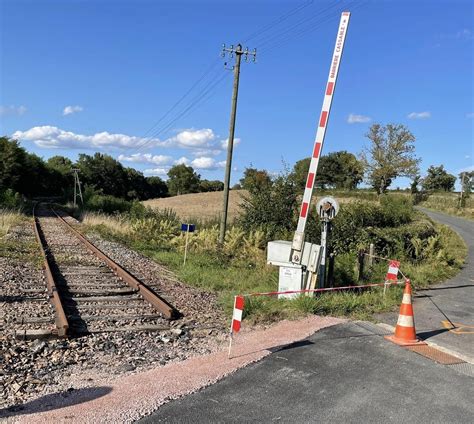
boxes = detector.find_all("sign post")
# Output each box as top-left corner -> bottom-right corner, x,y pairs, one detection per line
181,223 -> 195,266
316,197 -> 339,288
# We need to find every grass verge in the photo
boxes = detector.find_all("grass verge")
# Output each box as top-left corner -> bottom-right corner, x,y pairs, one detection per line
0,209 -> 41,267
81,218 -> 466,325
418,194 -> 474,221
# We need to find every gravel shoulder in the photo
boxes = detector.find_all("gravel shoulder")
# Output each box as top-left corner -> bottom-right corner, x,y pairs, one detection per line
1,315 -> 343,423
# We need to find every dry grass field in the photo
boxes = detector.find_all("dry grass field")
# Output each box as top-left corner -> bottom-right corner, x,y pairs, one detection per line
143,190 -> 248,222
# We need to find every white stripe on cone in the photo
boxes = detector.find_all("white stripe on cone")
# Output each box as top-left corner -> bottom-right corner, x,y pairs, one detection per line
402,293 -> 411,304
397,314 -> 414,327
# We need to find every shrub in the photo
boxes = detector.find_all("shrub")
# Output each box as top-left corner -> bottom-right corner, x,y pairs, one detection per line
0,189 -> 23,209
85,194 -> 133,214
239,173 -> 297,240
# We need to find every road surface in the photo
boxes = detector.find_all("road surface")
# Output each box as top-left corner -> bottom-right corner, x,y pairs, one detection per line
139,322 -> 473,423
379,207 -> 474,360
139,208 -> 474,423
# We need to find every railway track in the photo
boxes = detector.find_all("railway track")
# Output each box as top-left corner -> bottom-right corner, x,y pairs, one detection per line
24,203 -> 179,338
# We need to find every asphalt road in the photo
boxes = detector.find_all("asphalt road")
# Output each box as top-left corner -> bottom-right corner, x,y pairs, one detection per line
139,322 -> 473,423
378,207 -> 474,360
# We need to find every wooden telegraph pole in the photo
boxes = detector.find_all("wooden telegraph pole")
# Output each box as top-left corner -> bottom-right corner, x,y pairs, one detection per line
219,44 -> 256,245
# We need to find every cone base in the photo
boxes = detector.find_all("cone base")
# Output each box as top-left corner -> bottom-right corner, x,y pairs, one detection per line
385,334 -> 427,347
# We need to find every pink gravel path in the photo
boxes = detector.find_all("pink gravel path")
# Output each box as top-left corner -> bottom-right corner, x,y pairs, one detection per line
10,315 -> 344,424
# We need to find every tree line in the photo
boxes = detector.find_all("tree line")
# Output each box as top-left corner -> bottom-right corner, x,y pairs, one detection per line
1,123 -> 469,207
0,136 -> 224,203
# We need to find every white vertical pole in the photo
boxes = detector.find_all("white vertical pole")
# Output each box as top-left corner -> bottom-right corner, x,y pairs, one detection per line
183,227 -> 189,266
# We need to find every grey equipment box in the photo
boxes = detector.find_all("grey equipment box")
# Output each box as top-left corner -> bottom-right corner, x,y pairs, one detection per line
267,240 -> 323,299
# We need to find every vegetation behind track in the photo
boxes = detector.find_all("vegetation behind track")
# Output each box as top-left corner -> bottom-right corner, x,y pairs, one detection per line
77,187 -> 467,324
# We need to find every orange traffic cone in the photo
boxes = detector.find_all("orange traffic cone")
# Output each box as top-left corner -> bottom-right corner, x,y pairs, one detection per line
385,280 -> 426,346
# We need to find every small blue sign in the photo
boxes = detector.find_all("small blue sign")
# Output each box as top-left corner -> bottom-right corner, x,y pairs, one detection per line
181,223 -> 195,233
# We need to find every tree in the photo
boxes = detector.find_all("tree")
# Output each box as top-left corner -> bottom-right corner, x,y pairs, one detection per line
76,153 -> 131,198
239,173 -> 297,239
410,175 -> 421,194
167,164 -> 200,196
422,165 -> 456,192
290,151 -> 363,192
146,176 -> 168,198
239,167 -> 272,191
199,179 -> 224,192
459,171 -> 473,197
47,156 -> 73,175
361,123 -> 420,194
0,136 -> 27,192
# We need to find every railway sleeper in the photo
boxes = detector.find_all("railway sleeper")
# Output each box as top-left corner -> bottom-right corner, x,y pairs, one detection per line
71,324 -> 170,334
67,313 -> 165,322
66,289 -> 138,296
63,295 -> 144,302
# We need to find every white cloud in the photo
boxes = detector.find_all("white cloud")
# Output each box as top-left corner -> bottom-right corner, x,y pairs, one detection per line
190,157 -> 226,170
12,125 -> 159,150
12,126 -> 238,155
164,128 -> 216,148
407,111 -> 431,119
347,113 -> 371,124
143,168 -> 169,176
63,105 -> 84,116
467,112 -> 474,119
118,153 -> 173,166
0,105 -> 27,116
174,156 -> 190,165
220,137 -> 241,149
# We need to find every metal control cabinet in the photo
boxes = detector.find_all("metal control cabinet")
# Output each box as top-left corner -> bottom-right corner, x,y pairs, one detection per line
267,240 -> 323,299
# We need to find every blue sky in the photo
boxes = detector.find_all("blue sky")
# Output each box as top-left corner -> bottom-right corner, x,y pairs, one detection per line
1,0 -> 473,188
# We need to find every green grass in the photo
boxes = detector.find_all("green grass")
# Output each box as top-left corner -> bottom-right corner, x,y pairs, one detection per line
419,193 -> 474,221
80,199 -> 468,326
402,223 -> 467,288
83,228 -> 411,324
0,210 -> 42,268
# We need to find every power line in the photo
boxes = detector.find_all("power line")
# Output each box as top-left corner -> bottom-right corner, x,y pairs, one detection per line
257,0 -> 346,50
140,58 -> 221,140
242,0 -> 314,43
131,63 -> 225,153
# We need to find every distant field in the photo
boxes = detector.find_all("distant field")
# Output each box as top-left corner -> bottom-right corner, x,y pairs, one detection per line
418,192 -> 473,220
142,189 -> 380,223
143,190 -> 248,222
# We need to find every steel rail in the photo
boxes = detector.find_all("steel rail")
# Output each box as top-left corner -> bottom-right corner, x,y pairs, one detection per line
32,203 -> 69,337
51,208 -> 178,319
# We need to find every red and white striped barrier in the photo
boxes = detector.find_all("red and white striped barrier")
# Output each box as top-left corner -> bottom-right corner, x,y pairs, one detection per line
229,280 -> 406,333
232,295 -> 245,333
386,260 -> 401,281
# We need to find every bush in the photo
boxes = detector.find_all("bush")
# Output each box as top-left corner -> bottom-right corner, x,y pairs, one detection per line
239,173 -> 297,240
0,189 -> 23,209
306,195 -> 417,258
85,194 -> 133,214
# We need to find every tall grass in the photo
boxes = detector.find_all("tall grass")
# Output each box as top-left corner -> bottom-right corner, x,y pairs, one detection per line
419,192 -> 474,220
0,209 -> 22,238
81,212 -> 132,236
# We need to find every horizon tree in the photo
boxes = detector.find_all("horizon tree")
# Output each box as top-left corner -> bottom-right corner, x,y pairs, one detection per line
361,123 -> 420,194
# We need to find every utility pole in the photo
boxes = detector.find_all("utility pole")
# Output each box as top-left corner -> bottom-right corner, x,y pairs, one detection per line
459,172 -> 465,207
72,168 -> 83,207
219,44 -> 256,245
